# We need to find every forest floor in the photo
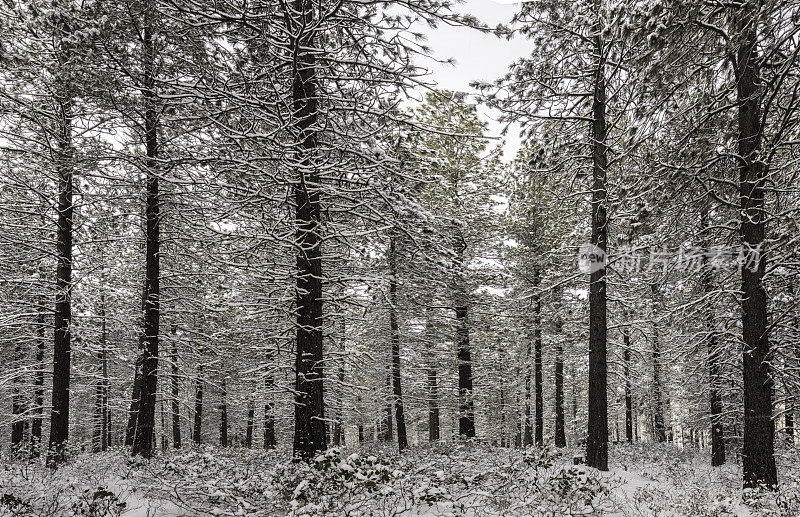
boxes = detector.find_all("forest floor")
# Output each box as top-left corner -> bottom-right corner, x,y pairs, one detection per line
1,441 -> 799,516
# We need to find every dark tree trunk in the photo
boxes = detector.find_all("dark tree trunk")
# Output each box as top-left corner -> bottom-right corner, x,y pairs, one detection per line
585,4 -> 609,471
701,206 -> 726,466
132,0 -> 160,459
514,388 -> 522,448
623,328 -> 633,444
380,368 -> 393,442
11,341 -> 27,452
571,365 -> 579,444
554,317 -> 566,447
219,379 -> 228,447
290,0 -> 327,461
523,345 -> 533,446
246,399 -> 254,448
454,229 -> 475,438
264,372 -> 276,449
650,292 -> 666,443
47,98 -> 74,468
125,358 -> 143,447
31,297 -> 46,455
332,318 -> 345,447
426,307 -> 439,441
533,269 -> 544,446
93,365 -> 103,453
94,296 -> 109,453
170,329 -> 181,449
456,301 -> 475,438
500,382 -> 507,447
388,232 -> 408,450
101,299 -> 109,451
334,364 -> 345,446
126,267 -> 149,447
193,366 -> 203,444
160,395 -> 167,452
736,5 -> 776,487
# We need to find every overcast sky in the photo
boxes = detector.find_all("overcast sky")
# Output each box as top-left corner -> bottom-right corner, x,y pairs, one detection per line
418,0 -> 533,160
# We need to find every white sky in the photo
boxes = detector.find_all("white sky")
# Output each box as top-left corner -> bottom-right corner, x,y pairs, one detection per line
417,0 -> 533,160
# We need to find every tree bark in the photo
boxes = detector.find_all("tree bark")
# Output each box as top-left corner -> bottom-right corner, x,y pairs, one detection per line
332,318 -> 345,446
11,341 -> 27,452
701,206 -> 726,466
193,365 -> 203,444
94,295 -> 109,453
290,0 -> 327,461
131,0 -> 160,459
31,295 -> 46,455
500,381 -> 507,447
426,307 -> 440,441
381,369 -> 393,442
623,328 -> 633,444
125,357 -> 143,447
554,317 -> 566,447
650,287 -> 667,443
170,327 -> 181,449
735,4 -> 776,487
246,399 -> 254,448
585,2 -> 609,470
47,97 -> 74,468
524,343 -> 533,446
219,378 -> 228,447
388,232 -> 408,450
264,369 -> 276,449
533,269 -> 544,446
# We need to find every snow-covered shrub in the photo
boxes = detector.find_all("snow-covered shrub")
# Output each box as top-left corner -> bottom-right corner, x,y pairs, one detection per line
69,487 -> 127,517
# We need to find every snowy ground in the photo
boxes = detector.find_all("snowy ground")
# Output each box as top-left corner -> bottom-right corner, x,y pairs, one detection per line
1,442 -> 799,516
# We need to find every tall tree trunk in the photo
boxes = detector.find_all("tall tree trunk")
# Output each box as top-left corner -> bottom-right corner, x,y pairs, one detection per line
533,269 -> 544,446
290,0 -> 327,461
193,365 -> 203,444
11,341 -> 26,452
246,399 -> 254,448
456,298 -> 475,438
426,307 -> 439,441
787,282 -> 798,442
264,370 -> 276,449
126,272 -> 149,447
125,358 -> 143,447
734,4 -> 776,488
650,289 -> 666,443
623,328 -> 633,444
170,327 -> 181,449
514,387 -> 522,448
47,97 -> 74,468
160,393 -> 167,452
500,381 -> 507,447
332,318 -> 345,446
585,5 -> 609,470
132,0 -> 160,459
554,317 -> 566,447
219,378 -> 228,447
383,369 -> 393,442
571,364 -> 579,444
701,206 -> 726,465
523,342 -> 533,446
388,232 -> 408,450
101,297 -> 109,451
31,295 -> 46,456
94,295 -> 109,453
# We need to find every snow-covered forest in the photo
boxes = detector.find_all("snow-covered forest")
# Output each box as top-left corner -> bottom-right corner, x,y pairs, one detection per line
1,0 -> 800,515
